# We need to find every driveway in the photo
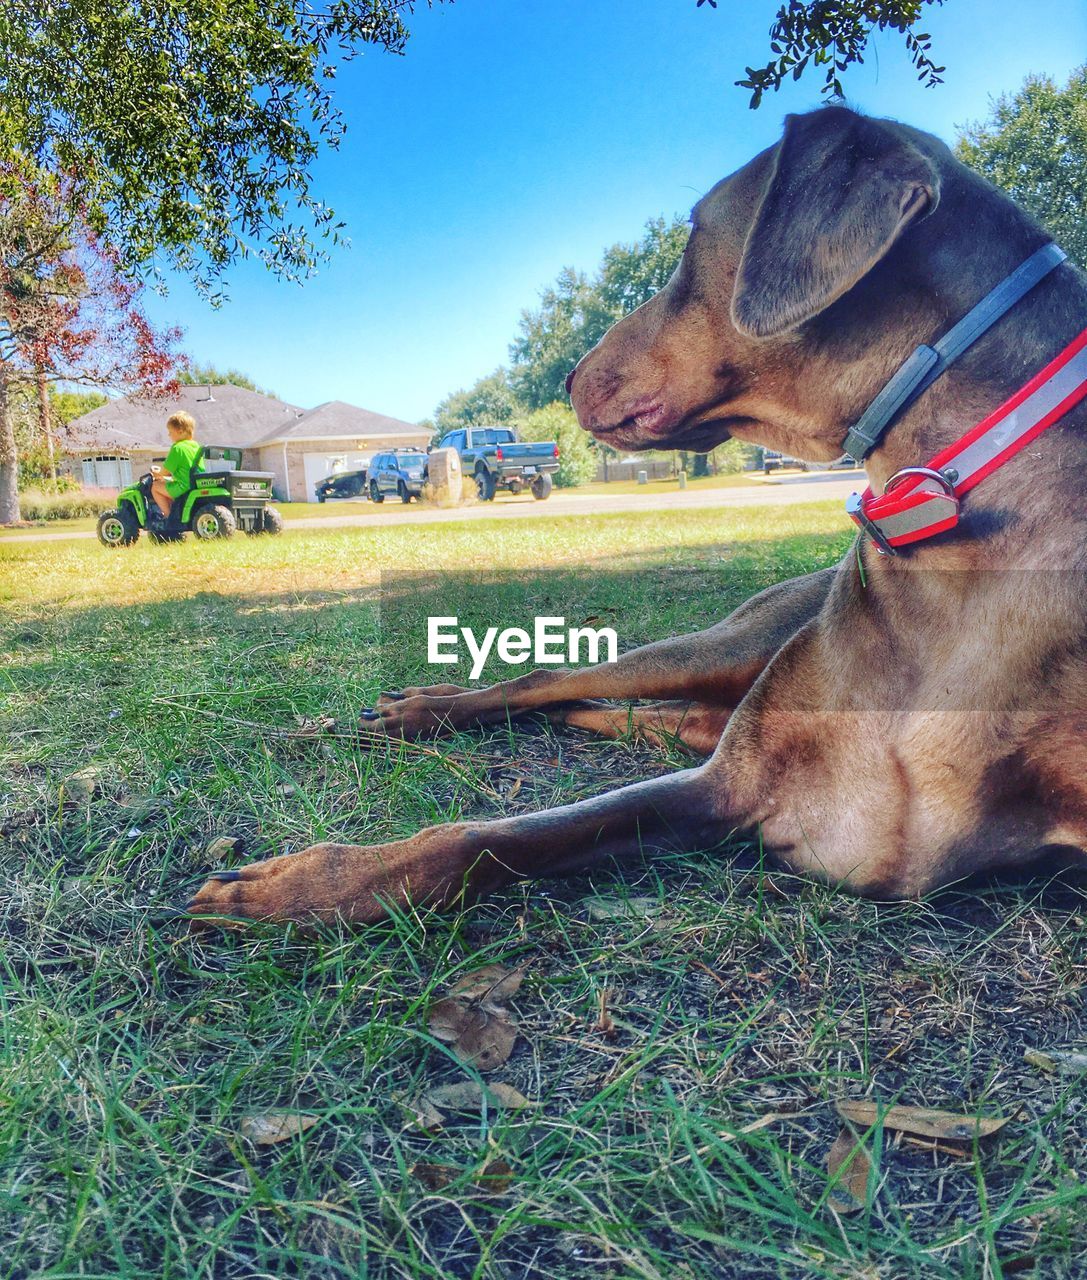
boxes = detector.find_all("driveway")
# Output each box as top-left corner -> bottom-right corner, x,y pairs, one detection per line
0,471 -> 863,544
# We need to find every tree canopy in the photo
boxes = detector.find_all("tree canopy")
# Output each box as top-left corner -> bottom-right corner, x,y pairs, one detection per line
0,170 -> 180,522
517,402 -> 597,488
956,66 -> 1087,268
50,388 -> 109,427
426,218 -> 693,484
0,1 -> 961,293
0,0 -> 430,293
431,369 -> 523,438
511,216 -> 689,411
179,362 -> 274,397
703,0 -> 946,106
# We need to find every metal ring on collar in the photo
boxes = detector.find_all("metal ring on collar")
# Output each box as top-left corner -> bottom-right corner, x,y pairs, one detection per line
883,465 -> 958,497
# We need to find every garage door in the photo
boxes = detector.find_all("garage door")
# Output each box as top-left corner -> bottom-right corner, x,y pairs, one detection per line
302,452 -> 372,503
81,456 -> 133,491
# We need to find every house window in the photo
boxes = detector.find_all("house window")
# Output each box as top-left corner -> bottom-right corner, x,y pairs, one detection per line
81,456 -> 133,490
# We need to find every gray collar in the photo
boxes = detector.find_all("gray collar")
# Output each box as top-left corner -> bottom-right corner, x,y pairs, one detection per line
841,242 -> 1067,462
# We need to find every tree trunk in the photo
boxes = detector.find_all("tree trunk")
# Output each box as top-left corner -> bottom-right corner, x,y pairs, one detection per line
37,372 -> 56,482
0,371 -> 21,524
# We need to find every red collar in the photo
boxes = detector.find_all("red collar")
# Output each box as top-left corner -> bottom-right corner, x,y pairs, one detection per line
848,326 -> 1087,555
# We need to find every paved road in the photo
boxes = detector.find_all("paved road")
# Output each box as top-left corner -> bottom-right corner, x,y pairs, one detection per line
0,471 -> 863,545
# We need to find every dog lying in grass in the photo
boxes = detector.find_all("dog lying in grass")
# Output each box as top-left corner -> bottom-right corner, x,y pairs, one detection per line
189,106 -> 1087,928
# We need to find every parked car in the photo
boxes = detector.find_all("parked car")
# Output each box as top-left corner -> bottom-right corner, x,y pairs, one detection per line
761,449 -> 804,474
369,449 -> 428,503
434,426 -> 559,500
315,468 -> 367,502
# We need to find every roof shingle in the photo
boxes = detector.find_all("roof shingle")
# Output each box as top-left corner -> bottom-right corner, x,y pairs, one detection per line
62,384 -> 305,451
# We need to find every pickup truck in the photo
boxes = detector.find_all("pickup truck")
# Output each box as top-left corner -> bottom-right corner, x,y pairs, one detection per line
434,426 -> 559,500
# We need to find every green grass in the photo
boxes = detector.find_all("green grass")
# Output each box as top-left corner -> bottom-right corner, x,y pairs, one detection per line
2,502 -> 1084,1279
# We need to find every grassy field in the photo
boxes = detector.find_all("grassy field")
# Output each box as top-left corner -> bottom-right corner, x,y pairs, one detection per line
2,501 -> 1085,1279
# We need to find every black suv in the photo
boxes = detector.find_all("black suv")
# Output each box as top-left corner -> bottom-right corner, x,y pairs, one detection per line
315,468 -> 367,502
368,449 -> 427,503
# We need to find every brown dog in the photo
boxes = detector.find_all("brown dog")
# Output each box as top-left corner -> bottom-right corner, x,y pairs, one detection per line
189,106 -> 1087,926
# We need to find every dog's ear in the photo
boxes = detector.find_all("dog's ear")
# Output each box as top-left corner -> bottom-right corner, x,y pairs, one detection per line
732,108 -> 939,339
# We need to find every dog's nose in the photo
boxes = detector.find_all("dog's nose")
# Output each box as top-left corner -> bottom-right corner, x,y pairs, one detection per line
565,366 -> 578,395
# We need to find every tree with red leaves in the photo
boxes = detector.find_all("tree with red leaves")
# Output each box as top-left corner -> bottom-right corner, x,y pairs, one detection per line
0,168 -> 182,524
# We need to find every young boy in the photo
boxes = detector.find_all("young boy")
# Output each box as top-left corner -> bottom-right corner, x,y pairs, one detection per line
151,411 -> 202,518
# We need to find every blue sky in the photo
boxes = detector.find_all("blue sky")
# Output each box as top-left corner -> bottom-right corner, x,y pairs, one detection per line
145,0 -> 1087,421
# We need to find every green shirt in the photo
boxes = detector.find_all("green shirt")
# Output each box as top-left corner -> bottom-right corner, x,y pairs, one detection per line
164,439 -> 202,498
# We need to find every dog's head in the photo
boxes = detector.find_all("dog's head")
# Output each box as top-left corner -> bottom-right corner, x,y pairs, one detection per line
568,106 -> 969,461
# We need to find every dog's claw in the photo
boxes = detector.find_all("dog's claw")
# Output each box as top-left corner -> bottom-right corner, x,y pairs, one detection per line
359,709 -> 381,721
207,869 -> 242,882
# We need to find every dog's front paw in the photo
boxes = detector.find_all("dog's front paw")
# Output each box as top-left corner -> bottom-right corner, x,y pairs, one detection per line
358,691 -> 466,740
186,841 -> 395,929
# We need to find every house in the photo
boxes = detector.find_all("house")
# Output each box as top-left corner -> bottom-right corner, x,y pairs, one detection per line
62,385 -> 432,502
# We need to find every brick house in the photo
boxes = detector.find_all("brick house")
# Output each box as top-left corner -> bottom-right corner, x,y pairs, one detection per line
62,384 -> 432,502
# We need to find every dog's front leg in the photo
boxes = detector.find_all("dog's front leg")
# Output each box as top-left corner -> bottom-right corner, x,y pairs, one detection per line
362,568 -> 837,739
187,766 -> 730,927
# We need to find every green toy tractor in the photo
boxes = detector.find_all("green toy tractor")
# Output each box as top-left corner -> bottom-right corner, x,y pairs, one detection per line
97,446 -> 284,547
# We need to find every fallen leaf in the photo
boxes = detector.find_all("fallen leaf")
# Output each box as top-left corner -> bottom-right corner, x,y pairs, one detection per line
826,1128 -> 872,1214
454,1012 -> 518,1071
1024,1047 -> 1087,1075
427,996 -> 518,1070
428,996 -> 474,1043
836,1100 -> 1011,1143
425,1081 -> 536,1113
276,783 -> 298,798
478,1158 -> 514,1194
412,1161 -> 456,1190
239,1110 -> 319,1145
450,962 -> 526,1004
206,835 -> 245,859
396,1092 -> 444,1131
62,766 -> 104,804
900,1135 -> 977,1158
411,1158 -> 515,1195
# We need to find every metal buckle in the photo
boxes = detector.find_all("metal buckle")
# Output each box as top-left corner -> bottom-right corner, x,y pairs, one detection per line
883,465 -> 959,497
845,491 -> 898,557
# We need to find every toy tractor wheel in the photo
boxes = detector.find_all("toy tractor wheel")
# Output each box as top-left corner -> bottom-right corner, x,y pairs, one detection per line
531,473 -> 553,500
261,506 -> 284,535
475,468 -> 497,501
97,507 -> 139,548
193,504 -> 237,540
